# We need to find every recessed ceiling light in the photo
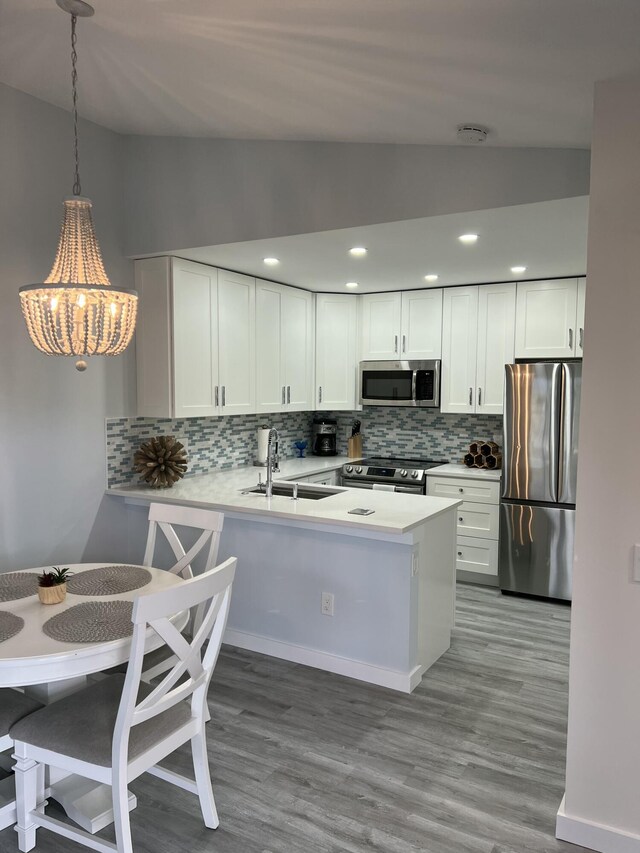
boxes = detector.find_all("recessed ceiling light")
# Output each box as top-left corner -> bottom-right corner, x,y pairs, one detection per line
263,257 -> 279,266
424,274 -> 439,282
345,282 -> 359,289
458,233 -> 478,244
349,247 -> 367,257
510,265 -> 527,274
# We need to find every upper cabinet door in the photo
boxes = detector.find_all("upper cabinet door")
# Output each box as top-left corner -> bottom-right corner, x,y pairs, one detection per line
316,293 -> 357,410
360,292 -> 402,360
217,270 -> 256,416
514,279 -> 578,359
576,277 -> 586,357
255,281 -> 284,413
475,283 -> 516,415
441,286 -> 479,414
281,286 -> 315,411
400,289 -> 443,359
172,259 -> 219,418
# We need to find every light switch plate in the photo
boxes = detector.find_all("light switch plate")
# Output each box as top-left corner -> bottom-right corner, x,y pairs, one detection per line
633,545 -> 640,583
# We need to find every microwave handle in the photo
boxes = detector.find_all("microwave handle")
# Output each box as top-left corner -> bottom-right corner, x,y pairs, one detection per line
411,370 -> 417,402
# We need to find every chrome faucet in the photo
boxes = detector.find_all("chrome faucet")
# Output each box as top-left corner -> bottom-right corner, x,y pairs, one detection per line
265,428 -> 280,498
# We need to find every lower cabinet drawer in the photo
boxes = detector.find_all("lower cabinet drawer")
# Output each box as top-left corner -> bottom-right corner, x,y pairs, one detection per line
427,475 -> 501,505
455,536 -> 498,577
456,501 -> 499,540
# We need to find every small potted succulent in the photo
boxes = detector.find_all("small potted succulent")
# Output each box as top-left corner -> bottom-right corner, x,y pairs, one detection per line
37,567 -> 73,605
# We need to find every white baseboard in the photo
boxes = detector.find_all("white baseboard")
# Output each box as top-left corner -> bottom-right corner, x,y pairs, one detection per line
223,628 -> 421,693
557,795 -> 640,853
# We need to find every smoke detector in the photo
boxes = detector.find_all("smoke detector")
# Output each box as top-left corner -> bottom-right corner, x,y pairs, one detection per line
457,125 -> 490,144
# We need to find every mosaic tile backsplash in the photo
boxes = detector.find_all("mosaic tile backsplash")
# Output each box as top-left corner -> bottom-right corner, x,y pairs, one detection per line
107,409 -> 502,487
106,412 -> 313,487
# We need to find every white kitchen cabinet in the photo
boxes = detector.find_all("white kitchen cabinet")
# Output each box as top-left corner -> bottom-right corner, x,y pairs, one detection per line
360,289 -> 443,360
217,269 -> 256,416
135,258 -> 256,418
427,472 -> 501,584
475,283 -> 517,415
576,277 -> 586,356
441,284 -> 515,415
514,279 -> 581,359
297,469 -> 340,486
255,280 -> 314,413
315,293 -> 357,410
360,292 -> 402,359
441,287 -> 479,413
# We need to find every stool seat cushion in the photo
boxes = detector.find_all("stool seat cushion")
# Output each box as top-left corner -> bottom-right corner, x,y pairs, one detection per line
0,689 -> 43,735
10,675 -> 192,766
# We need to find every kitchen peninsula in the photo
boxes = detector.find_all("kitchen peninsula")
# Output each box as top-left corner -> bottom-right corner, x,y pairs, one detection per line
108,457 -> 461,693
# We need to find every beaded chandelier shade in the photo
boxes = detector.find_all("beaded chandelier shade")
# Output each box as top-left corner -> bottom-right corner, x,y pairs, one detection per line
19,1 -> 137,370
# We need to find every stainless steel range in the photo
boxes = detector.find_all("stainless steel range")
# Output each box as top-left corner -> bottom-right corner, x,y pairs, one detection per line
341,457 -> 447,495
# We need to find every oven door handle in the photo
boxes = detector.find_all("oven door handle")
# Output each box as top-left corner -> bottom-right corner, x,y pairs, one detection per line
395,485 -> 424,494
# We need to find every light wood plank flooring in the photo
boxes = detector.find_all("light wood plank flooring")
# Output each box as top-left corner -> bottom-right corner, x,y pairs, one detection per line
1,584 -> 588,852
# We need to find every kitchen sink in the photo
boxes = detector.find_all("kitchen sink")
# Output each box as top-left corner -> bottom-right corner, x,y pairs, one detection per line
244,483 -> 341,500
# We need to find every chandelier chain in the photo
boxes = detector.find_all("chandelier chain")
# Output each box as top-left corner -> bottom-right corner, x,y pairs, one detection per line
71,14 -> 81,196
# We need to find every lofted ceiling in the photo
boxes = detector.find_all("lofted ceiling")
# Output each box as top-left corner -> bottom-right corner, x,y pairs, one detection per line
176,197 -> 589,293
0,1 -> 639,146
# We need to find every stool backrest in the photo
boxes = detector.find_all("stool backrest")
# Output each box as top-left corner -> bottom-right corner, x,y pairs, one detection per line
143,503 -> 224,579
113,557 -> 236,771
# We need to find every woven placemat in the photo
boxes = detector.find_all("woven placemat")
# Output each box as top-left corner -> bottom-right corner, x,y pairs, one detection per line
66,565 -> 151,597
0,572 -> 38,603
0,610 -> 25,643
43,600 -> 134,644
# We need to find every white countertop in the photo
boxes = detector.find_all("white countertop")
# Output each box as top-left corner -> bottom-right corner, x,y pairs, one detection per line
427,462 -> 503,482
108,455 -> 461,536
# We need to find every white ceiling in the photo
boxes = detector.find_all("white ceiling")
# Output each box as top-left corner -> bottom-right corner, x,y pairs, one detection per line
1,1 -> 639,146
177,197 -> 589,293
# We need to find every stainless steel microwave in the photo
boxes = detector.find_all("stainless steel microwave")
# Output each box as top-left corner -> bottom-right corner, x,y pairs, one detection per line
359,360 -> 441,408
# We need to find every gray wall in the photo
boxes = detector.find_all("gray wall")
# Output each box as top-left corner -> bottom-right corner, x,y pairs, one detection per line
123,136 -> 590,256
0,83 -> 136,571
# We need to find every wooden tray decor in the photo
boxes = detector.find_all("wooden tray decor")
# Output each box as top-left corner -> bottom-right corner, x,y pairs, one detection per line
463,441 -> 502,470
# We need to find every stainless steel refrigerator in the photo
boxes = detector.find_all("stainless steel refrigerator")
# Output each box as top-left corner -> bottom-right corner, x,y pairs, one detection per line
500,362 -> 581,601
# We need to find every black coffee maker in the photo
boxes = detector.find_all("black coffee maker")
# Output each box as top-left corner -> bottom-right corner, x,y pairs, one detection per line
312,417 -> 337,456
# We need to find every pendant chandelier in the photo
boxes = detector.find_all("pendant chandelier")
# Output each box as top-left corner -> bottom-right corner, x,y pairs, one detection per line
19,0 -> 137,372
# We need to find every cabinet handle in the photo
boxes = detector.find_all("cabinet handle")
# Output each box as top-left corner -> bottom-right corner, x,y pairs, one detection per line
459,488 -> 464,493
222,386 -> 226,407
468,387 -> 473,407
457,551 -> 463,557
282,386 -> 286,405
287,385 -> 291,404
215,386 -> 219,407
402,334 -> 406,353
459,517 -> 464,522
394,335 -> 398,354
579,328 -> 584,350
477,387 -> 482,407
569,328 -> 574,350
318,386 -> 323,404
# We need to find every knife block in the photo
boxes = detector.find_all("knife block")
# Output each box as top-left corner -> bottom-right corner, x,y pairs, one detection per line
348,434 -> 362,458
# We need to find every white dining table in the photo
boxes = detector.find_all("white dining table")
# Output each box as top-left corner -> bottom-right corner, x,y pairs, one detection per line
0,563 -> 186,836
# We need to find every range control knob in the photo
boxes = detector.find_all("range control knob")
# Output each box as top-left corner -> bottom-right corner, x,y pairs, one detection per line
355,466 -> 363,474
400,469 -> 408,477
411,470 -> 419,479
345,465 -> 353,473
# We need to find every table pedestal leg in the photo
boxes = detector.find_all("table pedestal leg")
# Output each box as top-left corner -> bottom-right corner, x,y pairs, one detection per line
22,677 -> 136,834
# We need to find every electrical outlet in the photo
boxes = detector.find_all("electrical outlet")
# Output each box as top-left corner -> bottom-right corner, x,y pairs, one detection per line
321,591 -> 334,616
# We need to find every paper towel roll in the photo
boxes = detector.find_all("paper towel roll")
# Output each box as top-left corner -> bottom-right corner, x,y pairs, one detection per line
372,483 -> 395,492
256,427 -> 271,465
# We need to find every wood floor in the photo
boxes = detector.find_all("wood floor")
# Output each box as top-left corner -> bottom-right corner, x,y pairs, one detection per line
1,584 -> 588,853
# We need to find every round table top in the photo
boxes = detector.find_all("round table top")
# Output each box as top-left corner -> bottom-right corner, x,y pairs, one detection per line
0,564 -> 185,688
